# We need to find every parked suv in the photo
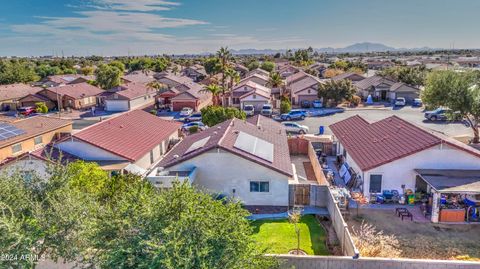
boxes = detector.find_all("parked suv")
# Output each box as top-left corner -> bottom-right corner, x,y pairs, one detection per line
179,107 -> 193,117
280,110 -> 306,121
260,104 -> 273,116
184,112 -> 202,122
394,97 -> 406,106
243,105 -> 255,116
282,122 -> 309,134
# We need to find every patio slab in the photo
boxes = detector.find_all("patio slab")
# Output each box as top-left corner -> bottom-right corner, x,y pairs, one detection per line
247,206 -> 329,221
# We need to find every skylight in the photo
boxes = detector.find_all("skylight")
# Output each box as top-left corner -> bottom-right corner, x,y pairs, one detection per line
184,136 -> 210,155
233,132 -> 273,163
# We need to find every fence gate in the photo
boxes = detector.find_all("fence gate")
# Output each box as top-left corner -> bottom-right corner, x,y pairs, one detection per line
292,184 -> 310,205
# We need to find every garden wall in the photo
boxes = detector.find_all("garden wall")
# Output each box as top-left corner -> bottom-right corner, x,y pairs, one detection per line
273,254 -> 480,269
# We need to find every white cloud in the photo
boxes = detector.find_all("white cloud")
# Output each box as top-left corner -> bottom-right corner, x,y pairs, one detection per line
88,0 -> 180,12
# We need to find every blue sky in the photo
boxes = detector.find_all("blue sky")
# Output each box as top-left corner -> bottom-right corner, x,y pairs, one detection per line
1,0 -> 480,56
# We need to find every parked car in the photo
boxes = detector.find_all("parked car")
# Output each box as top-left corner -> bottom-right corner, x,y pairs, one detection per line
179,107 -> 193,117
424,108 -> 461,121
312,100 -> 323,109
181,121 -> 207,131
282,122 -> 309,134
184,112 -> 202,122
243,105 -> 255,116
260,104 -> 273,116
300,100 -> 311,108
394,97 -> 406,106
412,98 -> 423,107
280,110 -> 306,121
17,106 -> 36,116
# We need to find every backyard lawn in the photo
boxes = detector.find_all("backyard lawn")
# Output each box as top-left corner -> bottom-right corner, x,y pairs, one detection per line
250,215 -> 329,255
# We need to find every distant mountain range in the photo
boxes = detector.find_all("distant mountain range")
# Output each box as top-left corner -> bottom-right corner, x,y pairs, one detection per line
230,42 -> 442,55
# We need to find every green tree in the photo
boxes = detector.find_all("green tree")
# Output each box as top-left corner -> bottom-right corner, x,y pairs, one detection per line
247,61 -> 260,71
216,47 -> 232,93
80,66 -> 95,76
0,60 -> 40,84
203,57 -> 222,75
378,66 -> 427,86
280,98 -> 291,114
151,57 -> 170,72
95,64 -> 122,89
200,84 -> 224,106
318,79 -> 356,107
225,68 -> 240,93
35,65 -> 62,78
201,105 -> 246,126
260,61 -> 275,72
35,102 -> 49,113
108,60 -> 126,73
422,70 -> 480,143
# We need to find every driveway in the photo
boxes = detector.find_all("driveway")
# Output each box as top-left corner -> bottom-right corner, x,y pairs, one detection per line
298,106 -> 471,138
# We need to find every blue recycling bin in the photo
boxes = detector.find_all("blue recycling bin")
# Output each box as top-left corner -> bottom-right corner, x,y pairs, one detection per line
319,126 -> 325,134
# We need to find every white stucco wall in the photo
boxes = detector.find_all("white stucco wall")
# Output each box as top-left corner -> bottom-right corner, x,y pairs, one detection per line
56,140 -> 126,161
361,143 -> 480,197
1,159 -> 50,178
129,93 -> 156,110
165,148 -> 290,206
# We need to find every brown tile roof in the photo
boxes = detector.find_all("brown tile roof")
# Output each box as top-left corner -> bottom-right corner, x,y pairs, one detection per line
122,70 -> 156,84
116,82 -> 156,100
354,75 -> 396,90
45,74 -> 94,85
0,84 -> 42,101
289,75 -> 321,94
73,110 -> 181,161
286,71 -> 309,85
158,115 -> 293,176
0,116 -> 72,149
48,82 -> 104,99
330,115 -> 480,171
331,72 -> 365,82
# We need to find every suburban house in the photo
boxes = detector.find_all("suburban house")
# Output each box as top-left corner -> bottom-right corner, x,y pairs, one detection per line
363,60 -> 395,70
18,93 -> 56,110
169,82 -> 212,111
354,75 -> 421,103
330,115 -> 480,222
0,116 -> 72,161
229,81 -> 272,110
54,110 -> 181,175
233,63 -> 249,77
277,64 -> 301,78
103,82 -> 157,112
40,74 -> 94,87
122,70 -> 156,84
36,82 -> 103,110
331,72 -> 365,82
156,73 -> 194,89
0,83 -> 43,111
148,115 -> 293,208
238,73 -> 270,87
246,68 -> 270,79
286,71 -> 322,105
182,64 -> 207,82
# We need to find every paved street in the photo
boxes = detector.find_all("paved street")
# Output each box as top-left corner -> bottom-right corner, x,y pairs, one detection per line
299,106 -> 472,138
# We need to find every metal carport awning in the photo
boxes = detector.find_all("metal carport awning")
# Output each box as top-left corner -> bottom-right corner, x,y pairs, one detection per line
415,169 -> 480,193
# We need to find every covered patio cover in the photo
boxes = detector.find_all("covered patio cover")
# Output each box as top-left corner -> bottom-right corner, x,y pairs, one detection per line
415,169 -> 480,193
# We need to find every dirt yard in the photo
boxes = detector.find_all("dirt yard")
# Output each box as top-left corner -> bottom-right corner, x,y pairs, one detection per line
347,209 -> 480,261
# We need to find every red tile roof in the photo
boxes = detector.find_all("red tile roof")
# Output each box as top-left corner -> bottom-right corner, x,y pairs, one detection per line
158,115 -> 293,176
48,82 -> 104,99
0,83 -> 42,101
116,82 -> 156,100
330,115 -> 444,171
73,110 -> 181,161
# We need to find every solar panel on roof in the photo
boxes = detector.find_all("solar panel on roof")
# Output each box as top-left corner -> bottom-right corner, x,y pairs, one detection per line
184,136 -> 210,155
234,132 -> 274,163
0,123 -> 26,141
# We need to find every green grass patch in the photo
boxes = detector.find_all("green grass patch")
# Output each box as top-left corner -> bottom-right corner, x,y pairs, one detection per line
250,215 -> 329,255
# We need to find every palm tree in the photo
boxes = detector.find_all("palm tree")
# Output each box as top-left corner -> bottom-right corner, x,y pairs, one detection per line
200,84 -> 223,106
267,72 -> 286,97
225,68 -> 240,92
216,47 -> 231,92
146,81 -> 167,93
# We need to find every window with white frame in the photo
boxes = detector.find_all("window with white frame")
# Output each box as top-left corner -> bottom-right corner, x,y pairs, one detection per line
11,143 -> 22,154
250,181 -> 269,192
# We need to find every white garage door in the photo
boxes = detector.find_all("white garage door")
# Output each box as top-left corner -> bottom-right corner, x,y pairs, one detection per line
105,100 -> 129,111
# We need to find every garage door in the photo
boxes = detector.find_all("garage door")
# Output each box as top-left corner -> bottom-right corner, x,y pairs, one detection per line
242,101 -> 267,111
298,95 -> 318,104
105,100 -> 129,111
396,92 -> 419,103
172,101 -> 196,111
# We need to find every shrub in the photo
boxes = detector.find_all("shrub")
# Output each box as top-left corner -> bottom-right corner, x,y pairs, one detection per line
150,109 -> 157,115
35,102 -> 48,113
188,125 -> 199,134
280,99 -> 291,114
351,221 -> 402,258
350,95 -> 361,107
201,106 -> 246,127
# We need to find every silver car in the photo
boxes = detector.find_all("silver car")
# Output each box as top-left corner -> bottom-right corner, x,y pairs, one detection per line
282,122 -> 309,134
243,105 -> 255,116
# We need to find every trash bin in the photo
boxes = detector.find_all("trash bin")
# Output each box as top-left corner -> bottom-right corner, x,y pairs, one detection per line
319,126 -> 325,134
408,194 -> 415,205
